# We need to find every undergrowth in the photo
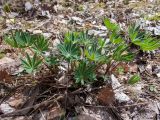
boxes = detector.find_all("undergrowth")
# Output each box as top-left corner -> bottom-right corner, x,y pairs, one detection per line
4,18 -> 160,85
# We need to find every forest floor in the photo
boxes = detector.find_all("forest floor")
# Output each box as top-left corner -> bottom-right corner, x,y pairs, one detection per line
0,0 -> 160,120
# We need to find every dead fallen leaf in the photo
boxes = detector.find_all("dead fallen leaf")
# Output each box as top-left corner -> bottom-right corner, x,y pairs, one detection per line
0,70 -> 11,83
8,98 -> 24,108
129,63 -> 138,73
47,107 -> 65,120
111,62 -> 129,75
97,86 -> 115,105
0,57 -> 21,75
0,57 -> 15,66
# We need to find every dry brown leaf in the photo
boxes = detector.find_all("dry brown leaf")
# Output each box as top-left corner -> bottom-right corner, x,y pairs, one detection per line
47,107 -> 64,120
0,70 -> 11,83
8,98 -> 24,108
129,63 -> 138,73
111,62 -> 129,75
97,86 -> 115,105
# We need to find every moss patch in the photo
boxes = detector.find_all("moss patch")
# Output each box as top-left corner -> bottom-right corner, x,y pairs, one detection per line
146,13 -> 160,21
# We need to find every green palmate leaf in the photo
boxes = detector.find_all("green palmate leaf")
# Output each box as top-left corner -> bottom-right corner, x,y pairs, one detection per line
84,45 -> 107,63
3,3 -> 11,13
21,53 -> 42,73
58,41 -> 80,62
129,24 -> 159,51
32,35 -> 49,53
98,38 -> 106,49
104,18 -> 120,32
15,31 -> 34,47
74,61 -> 96,85
120,53 -> 135,62
113,44 -> 134,62
4,35 -> 18,48
137,37 -> 160,51
78,31 -> 93,46
4,30 -> 34,48
64,32 -> 79,44
109,32 -> 124,44
129,24 -> 146,45
128,74 -> 141,85
45,55 -> 58,66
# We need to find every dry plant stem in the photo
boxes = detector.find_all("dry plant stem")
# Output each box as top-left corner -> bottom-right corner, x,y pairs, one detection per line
85,102 -> 148,108
105,62 -> 112,74
0,95 -> 64,117
64,62 -> 70,112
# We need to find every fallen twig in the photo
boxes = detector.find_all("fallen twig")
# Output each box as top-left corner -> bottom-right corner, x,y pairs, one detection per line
0,95 -> 64,117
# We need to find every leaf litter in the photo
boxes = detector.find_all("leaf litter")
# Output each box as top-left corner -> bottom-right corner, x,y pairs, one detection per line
0,0 -> 160,120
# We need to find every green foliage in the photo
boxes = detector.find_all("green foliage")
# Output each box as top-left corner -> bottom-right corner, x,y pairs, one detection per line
45,55 -> 58,66
104,18 -> 120,32
0,52 -> 5,59
4,30 -> 34,48
109,32 -> 124,44
84,45 -> 107,63
4,30 -> 55,74
74,61 -> 96,85
146,13 -> 160,21
3,3 -> 11,13
128,74 -> 140,85
32,35 -> 49,53
4,18 -> 159,86
21,53 -> 42,73
78,31 -> 93,46
129,24 -> 160,51
58,41 -> 80,62
113,44 -> 134,62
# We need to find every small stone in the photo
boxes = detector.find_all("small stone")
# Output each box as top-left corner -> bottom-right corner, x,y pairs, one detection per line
114,92 -> 131,103
41,10 -> 51,18
111,74 -> 121,89
129,63 -> 138,73
0,103 -> 15,114
9,98 -> 23,108
71,16 -> 83,23
146,64 -> 152,74
25,2 -> 33,11
33,30 -> 43,34
111,74 -> 131,103
157,73 -> 160,78
43,33 -> 52,38
154,27 -> 160,35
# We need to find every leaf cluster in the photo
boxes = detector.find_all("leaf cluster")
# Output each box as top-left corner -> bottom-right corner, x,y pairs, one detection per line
4,18 -> 160,85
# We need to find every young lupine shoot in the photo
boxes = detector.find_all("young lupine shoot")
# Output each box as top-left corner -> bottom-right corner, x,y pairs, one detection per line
78,31 -> 93,46
104,18 -> 120,32
113,44 -> 134,62
129,24 -> 160,51
4,30 -> 34,48
45,55 -> 58,66
109,32 -> 124,44
58,41 -> 80,62
4,34 -> 19,48
64,32 -> 79,44
128,74 -> 141,85
74,61 -> 96,85
21,53 -> 42,73
85,45 -> 107,63
3,18 -> 160,86
32,35 -> 49,53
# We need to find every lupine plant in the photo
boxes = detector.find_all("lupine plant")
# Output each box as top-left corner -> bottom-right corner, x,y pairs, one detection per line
4,19 -> 160,85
